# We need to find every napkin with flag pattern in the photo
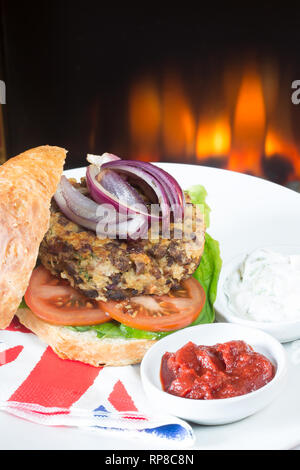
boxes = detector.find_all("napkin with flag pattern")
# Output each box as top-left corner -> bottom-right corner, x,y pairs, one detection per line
0,318 -> 194,447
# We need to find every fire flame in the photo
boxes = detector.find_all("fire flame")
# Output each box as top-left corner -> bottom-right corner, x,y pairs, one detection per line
162,76 -> 196,158
196,116 -> 231,160
228,67 -> 266,174
128,66 -> 300,183
129,79 -> 161,161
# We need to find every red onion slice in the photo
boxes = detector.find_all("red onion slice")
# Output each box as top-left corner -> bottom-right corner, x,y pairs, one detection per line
60,176 -> 101,221
60,176 -> 126,224
102,214 -> 148,240
54,182 -> 98,231
143,163 -> 185,217
102,160 -> 184,220
55,177 -> 148,239
87,152 -> 120,167
99,169 -> 142,207
86,165 -> 154,220
54,154 -> 185,240
98,162 -> 170,227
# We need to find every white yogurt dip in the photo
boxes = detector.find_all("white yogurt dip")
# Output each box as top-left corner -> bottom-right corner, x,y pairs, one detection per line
224,248 -> 300,323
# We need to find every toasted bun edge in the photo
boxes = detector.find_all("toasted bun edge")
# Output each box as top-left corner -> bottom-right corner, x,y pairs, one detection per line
0,146 -> 66,329
16,308 -> 157,367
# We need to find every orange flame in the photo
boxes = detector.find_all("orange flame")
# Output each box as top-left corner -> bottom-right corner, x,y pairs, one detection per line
196,116 -> 231,160
126,66 -> 300,183
229,67 -> 266,174
129,79 -> 161,161
162,76 -> 196,158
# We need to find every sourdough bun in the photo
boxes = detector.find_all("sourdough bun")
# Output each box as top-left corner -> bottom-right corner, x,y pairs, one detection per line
16,308 -> 156,367
0,146 -> 66,328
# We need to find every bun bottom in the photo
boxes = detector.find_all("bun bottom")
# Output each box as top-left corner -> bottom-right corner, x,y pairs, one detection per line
16,308 -> 156,367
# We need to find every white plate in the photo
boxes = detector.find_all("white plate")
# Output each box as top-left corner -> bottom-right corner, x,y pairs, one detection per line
141,323 -> 287,425
215,245 -> 300,343
2,162 -> 300,449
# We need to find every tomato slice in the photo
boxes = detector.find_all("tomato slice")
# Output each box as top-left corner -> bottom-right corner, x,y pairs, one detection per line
24,266 -> 111,326
98,278 -> 206,332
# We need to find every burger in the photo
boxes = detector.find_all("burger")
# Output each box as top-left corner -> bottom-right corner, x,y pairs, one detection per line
0,146 -> 221,366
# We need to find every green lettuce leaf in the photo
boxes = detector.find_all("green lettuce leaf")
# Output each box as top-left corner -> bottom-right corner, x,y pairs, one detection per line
191,233 -> 222,325
68,322 -> 166,340
188,184 -> 211,227
188,184 -> 222,326
18,298 -> 27,309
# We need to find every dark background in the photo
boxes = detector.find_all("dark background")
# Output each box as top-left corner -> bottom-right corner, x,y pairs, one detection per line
1,2 -> 300,169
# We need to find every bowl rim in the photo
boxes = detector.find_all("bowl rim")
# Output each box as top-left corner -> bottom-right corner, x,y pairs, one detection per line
215,244 -> 300,329
140,322 -> 288,405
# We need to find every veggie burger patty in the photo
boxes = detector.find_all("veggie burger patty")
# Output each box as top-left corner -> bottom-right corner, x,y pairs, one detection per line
39,178 -> 205,302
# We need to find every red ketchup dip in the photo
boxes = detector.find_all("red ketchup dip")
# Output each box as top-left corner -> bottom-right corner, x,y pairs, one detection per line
160,340 -> 275,400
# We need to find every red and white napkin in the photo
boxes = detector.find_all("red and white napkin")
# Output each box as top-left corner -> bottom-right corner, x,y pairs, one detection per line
0,318 -> 194,447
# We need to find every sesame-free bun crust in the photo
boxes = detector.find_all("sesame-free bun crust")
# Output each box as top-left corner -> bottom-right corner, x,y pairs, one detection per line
16,308 -> 156,367
0,146 -> 66,329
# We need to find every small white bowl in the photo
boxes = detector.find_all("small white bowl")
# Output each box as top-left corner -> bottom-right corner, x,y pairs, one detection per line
140,323 -> 287,425
215,245 -> 300,343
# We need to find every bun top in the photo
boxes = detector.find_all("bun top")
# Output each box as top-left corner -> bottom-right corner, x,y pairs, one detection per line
0,145 -> 67,328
